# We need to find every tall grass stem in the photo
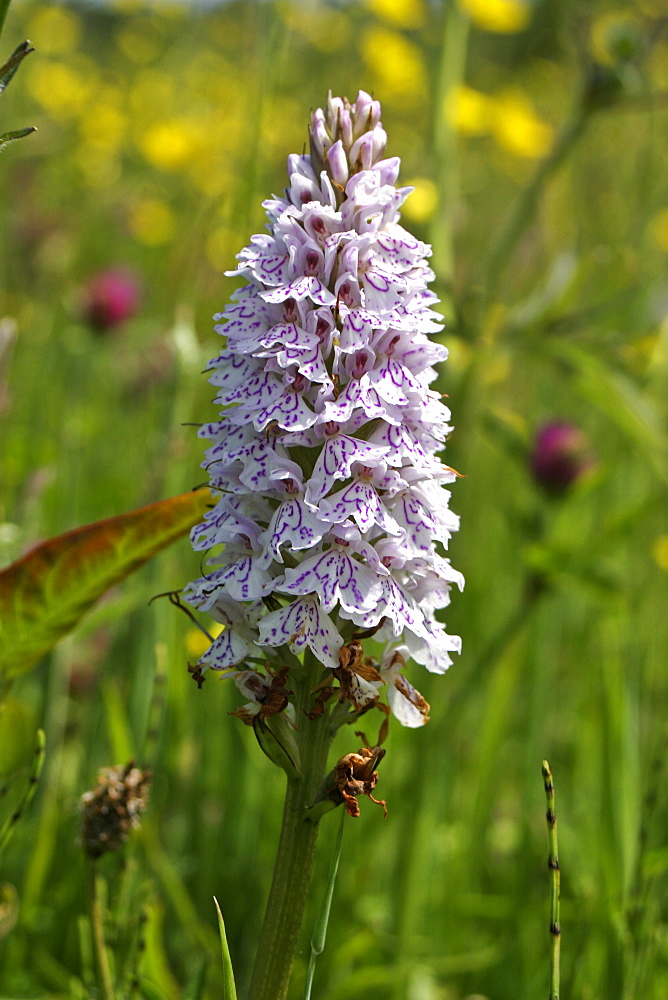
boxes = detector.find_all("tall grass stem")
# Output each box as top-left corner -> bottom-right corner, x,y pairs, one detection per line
542,760 -> 560,1000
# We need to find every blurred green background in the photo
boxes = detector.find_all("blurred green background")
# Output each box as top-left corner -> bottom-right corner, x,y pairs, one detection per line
1,0 -> 667,997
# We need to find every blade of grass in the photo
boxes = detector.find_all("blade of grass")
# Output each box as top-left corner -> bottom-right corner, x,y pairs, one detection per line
304,807 -> 345,1000
213,897 -> 238,1000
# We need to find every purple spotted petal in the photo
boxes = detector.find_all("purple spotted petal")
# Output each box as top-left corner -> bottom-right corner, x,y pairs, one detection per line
278,548 -> 381,614
257,597 -> 343,668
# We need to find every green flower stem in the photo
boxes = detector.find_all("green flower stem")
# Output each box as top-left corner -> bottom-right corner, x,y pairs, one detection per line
88,861 -> 116,1000
247,650 -> 335,1000
481,111 -> 587,308
542,761 -> 561,1000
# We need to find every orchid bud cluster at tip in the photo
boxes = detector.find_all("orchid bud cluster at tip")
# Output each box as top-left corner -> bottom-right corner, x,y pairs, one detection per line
184,90 -> 463,729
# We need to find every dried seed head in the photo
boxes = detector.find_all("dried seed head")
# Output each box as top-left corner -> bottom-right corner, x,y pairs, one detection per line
81,761 -> 151,859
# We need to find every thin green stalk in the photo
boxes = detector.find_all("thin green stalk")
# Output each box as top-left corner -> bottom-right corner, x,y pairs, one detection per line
542,761 -> 560,1000
304,806 -> 345,1000
247,651 -> 335,1000
429,3 -> 470,308
481,112 -> 587,308
88,862 -> 116,1000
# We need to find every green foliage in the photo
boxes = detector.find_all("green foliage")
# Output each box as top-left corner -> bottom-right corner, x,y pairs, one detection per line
0,1 -> 667,999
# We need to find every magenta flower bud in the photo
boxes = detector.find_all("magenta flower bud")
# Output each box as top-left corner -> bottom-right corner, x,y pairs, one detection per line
81,268 -> 140,332
531,423 -> 593,494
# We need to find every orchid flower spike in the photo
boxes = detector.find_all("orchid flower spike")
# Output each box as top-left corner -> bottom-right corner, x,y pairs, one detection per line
184,91 -> 463,732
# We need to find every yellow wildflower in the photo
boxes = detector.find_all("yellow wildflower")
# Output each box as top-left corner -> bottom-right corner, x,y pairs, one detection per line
590,11 -> 641,66
361,27 -> 427,101
115,21 -> 163,64
458,0 -> 530,33
649,209 -> 668,253
490,90 -> 553,158
365,0 -> 426,29
129,198 -> 176,246
186,623 -> 224,660
445,84 -> 492,135
401,178 -> 438,223
26,60 -> 94,120
27,6 -> 82,56
652,536 -> 668,572
138,119 -> 201,172
278,3 -> 351,52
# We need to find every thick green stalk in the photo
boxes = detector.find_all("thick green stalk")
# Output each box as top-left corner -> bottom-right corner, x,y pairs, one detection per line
542,761 -> 560,1000
247,652 -> 335,1000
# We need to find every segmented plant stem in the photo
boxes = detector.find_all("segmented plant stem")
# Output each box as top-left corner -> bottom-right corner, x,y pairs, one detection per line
542,761 -> 560,1000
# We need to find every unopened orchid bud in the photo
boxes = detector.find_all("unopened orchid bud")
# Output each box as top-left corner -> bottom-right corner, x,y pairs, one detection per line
326,139 -> 349,187
352,90 -> 382,138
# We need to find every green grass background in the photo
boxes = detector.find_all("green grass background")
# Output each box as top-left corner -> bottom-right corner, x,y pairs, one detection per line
1,1 -> 667,998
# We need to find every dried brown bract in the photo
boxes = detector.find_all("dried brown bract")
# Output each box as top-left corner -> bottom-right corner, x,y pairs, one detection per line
333,746 -> 387,819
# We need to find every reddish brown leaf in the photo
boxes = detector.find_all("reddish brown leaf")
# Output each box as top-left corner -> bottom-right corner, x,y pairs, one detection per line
0,489 -> 213,680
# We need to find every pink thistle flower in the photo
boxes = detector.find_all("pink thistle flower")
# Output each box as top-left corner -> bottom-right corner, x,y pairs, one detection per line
81,268 -> 140,332
531,422 -> 593,494
184,91 -> 463,728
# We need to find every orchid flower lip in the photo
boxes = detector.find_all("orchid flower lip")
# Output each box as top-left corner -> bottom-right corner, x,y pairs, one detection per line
185,90 -> 463,726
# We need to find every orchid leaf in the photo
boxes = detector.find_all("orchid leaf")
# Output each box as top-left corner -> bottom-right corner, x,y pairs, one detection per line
0,489 -> 213,680
0,125 -> 35,152
0,39 -> 33,92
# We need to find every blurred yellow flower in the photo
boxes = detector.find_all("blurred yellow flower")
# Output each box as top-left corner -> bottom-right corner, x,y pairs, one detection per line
138,119 -> 200,171
26,60 -> 94,120
365,0 -> 426,29
490,90 -> 553,158
129,198 -> 176,245
401,178 -> 438,223
446,85 -> 551,157
458,0 -> 530,33
79,104 -> 128,152
445,84 -> 492,135
652,536 -> 668,572
116,21 -> 163,64
361,27 -> 427,101
649,209 -> 668,252
186,623 -> 224,660
27,6 -> 82,56
129,70 -> 177,119
76,146 -> 122,189
279,3 -> 351,52
590,11 -> 641,66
